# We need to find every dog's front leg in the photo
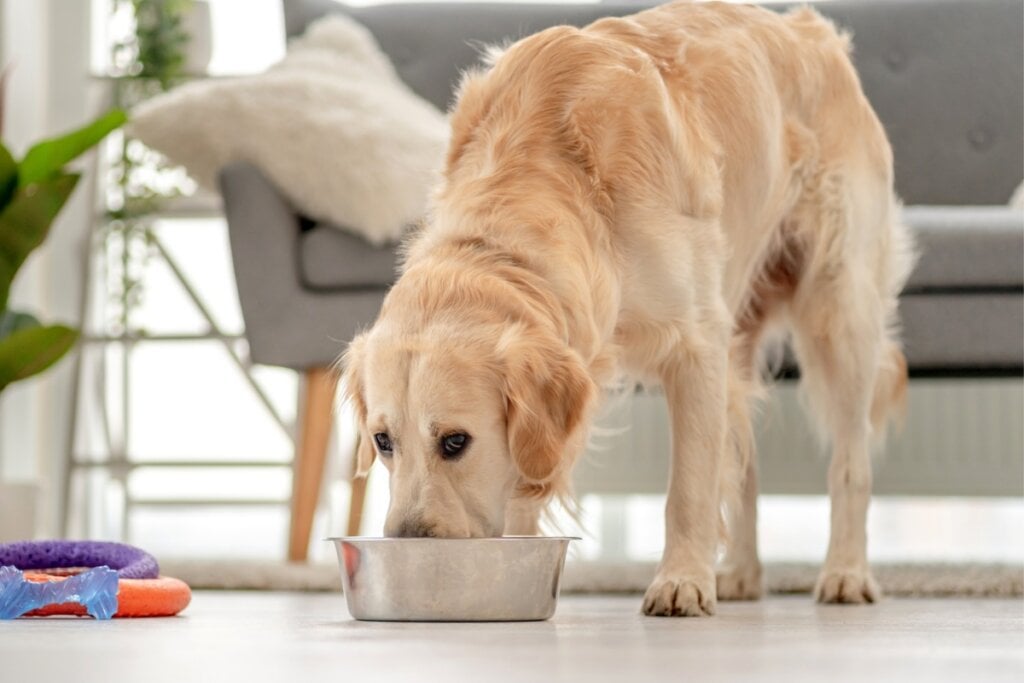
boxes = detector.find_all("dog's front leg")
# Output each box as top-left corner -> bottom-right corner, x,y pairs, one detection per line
504,496 -> 544,535
643,334 -> 728,617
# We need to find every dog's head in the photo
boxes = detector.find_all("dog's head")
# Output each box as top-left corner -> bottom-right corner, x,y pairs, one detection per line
342,322 -> 594,538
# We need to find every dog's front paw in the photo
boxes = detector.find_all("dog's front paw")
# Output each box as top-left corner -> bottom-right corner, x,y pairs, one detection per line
815,566 -> 880,604
642,572 -> 716,617
716,561 -> 763,601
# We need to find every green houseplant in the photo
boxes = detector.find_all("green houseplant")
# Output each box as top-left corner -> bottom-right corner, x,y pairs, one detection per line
0,108 -> 126,394
105,0 -> 195,334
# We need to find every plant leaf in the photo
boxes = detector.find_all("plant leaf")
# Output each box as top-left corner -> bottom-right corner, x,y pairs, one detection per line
17,109 -> 126,188
0,173 -> 79,311
0,142 -> 15,210
0,309 -> 40,339
0,323 -> 78,392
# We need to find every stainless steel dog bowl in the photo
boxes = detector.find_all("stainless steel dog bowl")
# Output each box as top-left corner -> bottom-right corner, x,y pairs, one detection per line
329,536 -> 576,622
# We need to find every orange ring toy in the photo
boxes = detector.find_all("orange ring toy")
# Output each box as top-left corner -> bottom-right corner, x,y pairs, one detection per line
23,571 -> 191,617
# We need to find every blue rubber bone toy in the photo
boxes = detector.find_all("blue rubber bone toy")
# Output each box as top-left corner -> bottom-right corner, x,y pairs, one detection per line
0,565 -> 119,619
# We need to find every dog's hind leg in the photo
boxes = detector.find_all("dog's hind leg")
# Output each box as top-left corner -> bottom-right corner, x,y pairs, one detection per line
717,238 -> 804,600
791,281 -> 884,603
788,169 -> 912,604
716,440 -> 762,600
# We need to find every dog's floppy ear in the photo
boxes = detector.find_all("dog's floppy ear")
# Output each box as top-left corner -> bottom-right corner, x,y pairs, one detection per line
354,430 -> 377,478
501,329 -> 596,491
341,334 -> 375,477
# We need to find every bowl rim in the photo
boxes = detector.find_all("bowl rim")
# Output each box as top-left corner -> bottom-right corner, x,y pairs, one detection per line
325,535 -> 580,543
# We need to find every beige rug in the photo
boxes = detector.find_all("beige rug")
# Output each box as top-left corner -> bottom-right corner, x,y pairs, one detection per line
161,559 -> 1023,598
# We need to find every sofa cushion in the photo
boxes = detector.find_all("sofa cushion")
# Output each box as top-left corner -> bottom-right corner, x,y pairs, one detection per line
134,14 -> 448,247
904,206 -> 1024,290
900,293 -> 1023,370
299,206 -> 1024,292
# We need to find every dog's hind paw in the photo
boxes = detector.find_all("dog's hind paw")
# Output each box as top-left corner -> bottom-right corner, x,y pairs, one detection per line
716,562 -> 763,601
642,572 -> 716,617
814,566 -> 880,604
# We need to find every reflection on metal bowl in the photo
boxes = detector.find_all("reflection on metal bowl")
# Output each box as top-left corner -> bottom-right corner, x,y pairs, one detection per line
329,536 -> 576,622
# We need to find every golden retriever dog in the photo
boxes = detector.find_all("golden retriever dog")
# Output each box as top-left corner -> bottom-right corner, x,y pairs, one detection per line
342,0 -> 915,616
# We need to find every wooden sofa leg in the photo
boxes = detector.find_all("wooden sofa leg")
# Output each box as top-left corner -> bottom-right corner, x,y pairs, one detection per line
288,367 -> 338,562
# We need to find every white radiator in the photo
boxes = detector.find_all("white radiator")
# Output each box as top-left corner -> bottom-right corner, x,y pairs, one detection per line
574,379 -> 1024,497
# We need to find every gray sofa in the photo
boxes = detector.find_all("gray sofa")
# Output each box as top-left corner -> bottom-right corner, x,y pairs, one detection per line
219,0 -> 1023,558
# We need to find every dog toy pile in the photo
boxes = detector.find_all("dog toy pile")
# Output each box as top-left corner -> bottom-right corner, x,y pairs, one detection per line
0,540 -> 191,619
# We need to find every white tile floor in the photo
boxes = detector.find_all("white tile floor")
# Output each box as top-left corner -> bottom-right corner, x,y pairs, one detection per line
2,593 -> 1021,682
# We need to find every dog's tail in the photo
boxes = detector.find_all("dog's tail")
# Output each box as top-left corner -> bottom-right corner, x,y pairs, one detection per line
870,204 -> 916,446
870,340 -> 909,446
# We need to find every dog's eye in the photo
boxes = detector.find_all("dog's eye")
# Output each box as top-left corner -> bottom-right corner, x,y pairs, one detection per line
440,433 -> 469,459
373,432 -> 393,455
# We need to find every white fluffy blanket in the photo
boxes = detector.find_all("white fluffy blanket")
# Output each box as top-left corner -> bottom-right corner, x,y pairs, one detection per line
130,15 -> 449,245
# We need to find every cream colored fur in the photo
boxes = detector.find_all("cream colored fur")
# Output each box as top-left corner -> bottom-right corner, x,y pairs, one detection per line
343,1 -> 916,616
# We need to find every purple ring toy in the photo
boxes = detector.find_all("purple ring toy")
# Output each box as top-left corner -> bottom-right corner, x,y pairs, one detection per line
0,540 -> 159,579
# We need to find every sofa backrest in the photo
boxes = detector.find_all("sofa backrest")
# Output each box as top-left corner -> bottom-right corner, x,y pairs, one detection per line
283,1 -> 1023,206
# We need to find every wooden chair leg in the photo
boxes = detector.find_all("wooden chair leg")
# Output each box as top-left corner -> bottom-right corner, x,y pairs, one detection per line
346,433 -> 369,536
288,367 -> 338,562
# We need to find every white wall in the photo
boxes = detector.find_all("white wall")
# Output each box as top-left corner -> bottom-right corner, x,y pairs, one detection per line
0,0 -> 98,536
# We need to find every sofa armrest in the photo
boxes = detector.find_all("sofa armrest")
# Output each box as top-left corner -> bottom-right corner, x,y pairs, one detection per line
218,161 -> 390,369
219,160 -> 304,345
